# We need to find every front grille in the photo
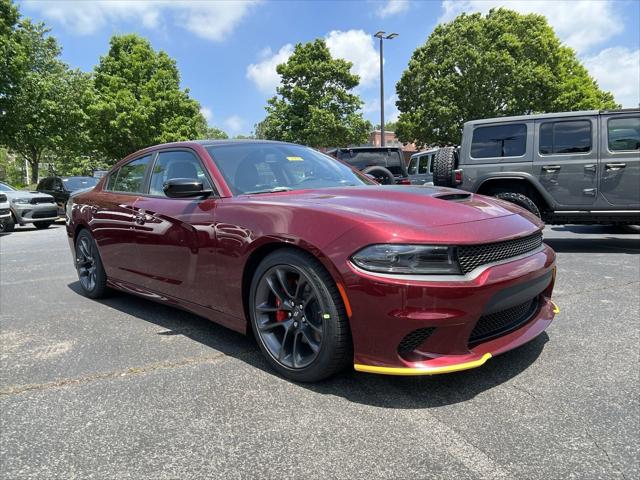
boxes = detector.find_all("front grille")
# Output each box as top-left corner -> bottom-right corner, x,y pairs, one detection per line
30,196 -> 54,205
457,232 -> 543,274
469,298 -> 539,344
398,327 -> 436,353
0,194 -> 6,202
32,209 -> 57,219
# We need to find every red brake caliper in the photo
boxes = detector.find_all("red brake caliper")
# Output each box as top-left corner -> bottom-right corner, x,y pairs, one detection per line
275,298 -> 288,322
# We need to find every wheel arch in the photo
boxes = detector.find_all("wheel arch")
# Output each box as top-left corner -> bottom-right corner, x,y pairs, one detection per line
241,239 -> 349,334
474,174 -> 555,212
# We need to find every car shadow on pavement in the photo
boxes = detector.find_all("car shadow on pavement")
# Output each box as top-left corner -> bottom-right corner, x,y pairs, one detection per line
68,281 -> 549,409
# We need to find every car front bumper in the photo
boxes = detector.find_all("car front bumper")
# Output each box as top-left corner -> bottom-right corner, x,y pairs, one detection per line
12,203 -> 59,224
343,244 -> 557,375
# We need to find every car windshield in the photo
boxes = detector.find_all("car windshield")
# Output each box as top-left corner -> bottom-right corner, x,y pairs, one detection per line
0,182 -> 17,192
63,177 -> 99,191
206,143 -> 373,195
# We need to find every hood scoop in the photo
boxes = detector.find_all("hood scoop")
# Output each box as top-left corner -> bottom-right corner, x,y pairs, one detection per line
434,192 -> 472,202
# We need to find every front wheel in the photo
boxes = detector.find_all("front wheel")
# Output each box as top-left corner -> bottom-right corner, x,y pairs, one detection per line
75,229 -> 108,299
249,249 -> 351,382
0,215 -> 15,233
33,221 -> 53,229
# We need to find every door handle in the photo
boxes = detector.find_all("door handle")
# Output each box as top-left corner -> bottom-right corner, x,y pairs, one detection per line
542,165 -> 561,173
582,188 -> 597,196
605,162 -> 626,171
584,164 -> 596,173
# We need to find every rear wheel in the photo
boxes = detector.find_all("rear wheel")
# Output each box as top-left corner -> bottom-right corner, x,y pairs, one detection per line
33,221 -> 53,229
249,249 -> 351,382
75,229 -> 108,299
493,192 -> 542,218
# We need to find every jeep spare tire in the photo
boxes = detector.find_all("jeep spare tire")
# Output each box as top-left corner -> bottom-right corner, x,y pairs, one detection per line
432,147 -> 458,187
362,165 -> 395,185
493,192 -> 542,218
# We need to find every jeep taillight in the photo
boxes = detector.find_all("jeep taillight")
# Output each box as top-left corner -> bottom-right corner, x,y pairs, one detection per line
454,169 -> 463,185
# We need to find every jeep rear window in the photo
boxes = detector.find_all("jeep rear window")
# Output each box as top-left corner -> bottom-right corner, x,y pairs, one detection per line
470,124 -> 527,158
539,120 -> 591,155
608,117 -> 640,151
337,150 -> 404,175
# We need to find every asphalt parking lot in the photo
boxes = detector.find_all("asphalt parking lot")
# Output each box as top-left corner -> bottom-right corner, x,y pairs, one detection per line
1,222 -> 638,479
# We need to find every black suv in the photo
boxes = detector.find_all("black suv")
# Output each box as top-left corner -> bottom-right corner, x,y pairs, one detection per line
328,147 -> 410,185
36,176 -> 99,214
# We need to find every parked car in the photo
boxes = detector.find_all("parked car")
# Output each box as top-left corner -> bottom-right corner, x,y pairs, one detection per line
431,109 -> 640,225
0,192 -> 11,232
36,175 -> 99,215
328,146 -> 410,185
407,148 -> 438,185
67,140 -> 557,382
0,181 -> 58,232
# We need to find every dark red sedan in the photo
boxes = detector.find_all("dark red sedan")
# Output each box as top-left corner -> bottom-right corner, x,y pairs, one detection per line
67,140 -> 558,381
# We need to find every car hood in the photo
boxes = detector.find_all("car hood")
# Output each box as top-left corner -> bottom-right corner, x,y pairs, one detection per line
2,190 -> 54,199
243,185 -> 533,228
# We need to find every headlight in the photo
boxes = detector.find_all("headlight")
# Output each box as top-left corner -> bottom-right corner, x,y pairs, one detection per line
11,198 -> 30,204
351,244 -> 461,274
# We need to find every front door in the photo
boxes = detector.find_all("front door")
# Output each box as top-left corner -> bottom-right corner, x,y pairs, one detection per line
533,116 -> 598,207
599,113 -> 640,207
132,149 -> 218,306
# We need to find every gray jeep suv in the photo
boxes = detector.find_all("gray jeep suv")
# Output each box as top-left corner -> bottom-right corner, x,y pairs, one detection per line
432,109 -> 640,225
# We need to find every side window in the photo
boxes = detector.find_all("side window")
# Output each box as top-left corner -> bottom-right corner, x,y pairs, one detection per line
408,157 -> 418,175
53,178 -> 63,191
418,155 -> 429,174
471,124 -> 527,158
105,170 -> 118,191
539,120 -> 591,155
149,150 -> 212,197
608,117 -> 640,151
428,154 -> 435,174
112,155 -> 152,193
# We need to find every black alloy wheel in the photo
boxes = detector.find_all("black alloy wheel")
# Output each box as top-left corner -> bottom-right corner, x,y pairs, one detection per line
75,229 -> 108,298
249,249 -> 351,382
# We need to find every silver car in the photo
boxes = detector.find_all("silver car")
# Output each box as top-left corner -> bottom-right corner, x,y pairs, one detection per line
0,181 -> 58,232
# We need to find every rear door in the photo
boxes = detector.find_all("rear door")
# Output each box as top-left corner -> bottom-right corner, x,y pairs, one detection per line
89,154 -> 154,286
599,113 -> 640,207
533,116 -> 598,207
132,149 -> 218,305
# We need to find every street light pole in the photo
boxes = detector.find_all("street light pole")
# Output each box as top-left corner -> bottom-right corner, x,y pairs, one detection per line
374,31 -> 398,147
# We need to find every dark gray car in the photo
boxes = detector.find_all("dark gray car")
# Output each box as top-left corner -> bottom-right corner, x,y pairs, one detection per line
432,109 -> 640,225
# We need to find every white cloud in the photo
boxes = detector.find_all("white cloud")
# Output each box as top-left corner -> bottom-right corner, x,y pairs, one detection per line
325,30 -> 380,87
22,1 -> 260,42
200,107 -> 213,125
247,29 -> 380,94
376,0 -> 410,18
439,1 -> 622,54
224,115 -> 245,134
583,47 -> 640,108
246,44 -> 294,94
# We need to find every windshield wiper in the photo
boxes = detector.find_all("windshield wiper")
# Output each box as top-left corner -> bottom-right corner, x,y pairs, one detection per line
245,186 -> 292,194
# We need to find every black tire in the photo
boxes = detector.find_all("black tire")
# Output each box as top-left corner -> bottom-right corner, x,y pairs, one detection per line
494,192 -> 542,218
432,147 -> 458,187
0,215 -> 15,233
362,165 -> 395,185
33,221 -> 53,229
249,248 -> 352,382
75,229 -> 108,299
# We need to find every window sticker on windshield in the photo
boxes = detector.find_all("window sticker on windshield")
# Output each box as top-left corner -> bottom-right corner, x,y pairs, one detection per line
287,156 -> 304,161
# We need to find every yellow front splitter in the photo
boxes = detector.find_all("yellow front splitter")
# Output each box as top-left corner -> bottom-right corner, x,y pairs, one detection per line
354,352 -> 492,376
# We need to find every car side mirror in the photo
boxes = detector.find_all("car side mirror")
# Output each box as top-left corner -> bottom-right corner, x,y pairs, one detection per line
163,178 -> 212,198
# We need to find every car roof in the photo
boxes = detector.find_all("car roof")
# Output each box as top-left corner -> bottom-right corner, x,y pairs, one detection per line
464,108 -> 640,126
190,139 -> 295,147
411,148 -> 439,158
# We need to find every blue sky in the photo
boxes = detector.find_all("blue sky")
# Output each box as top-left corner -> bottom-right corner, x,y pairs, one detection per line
18,0 -> 640,136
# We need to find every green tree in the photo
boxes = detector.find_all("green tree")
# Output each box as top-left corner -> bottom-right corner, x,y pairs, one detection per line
0,0 -> 20,99
89,34 -> 207,161
0,14 -> 93,184
395,8 -> 618,147
260,39 -> 371,148
197,127 -> 228,140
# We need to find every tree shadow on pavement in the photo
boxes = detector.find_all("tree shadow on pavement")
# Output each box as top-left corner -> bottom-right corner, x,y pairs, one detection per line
68,281 -> 549,409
